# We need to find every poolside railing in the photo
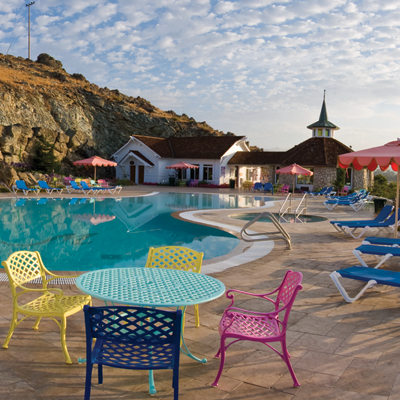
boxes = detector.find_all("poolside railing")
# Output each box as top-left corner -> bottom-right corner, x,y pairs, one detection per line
240,211 -> 291,249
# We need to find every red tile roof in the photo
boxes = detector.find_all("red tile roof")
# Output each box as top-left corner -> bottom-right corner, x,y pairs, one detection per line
132,135 -> 245,159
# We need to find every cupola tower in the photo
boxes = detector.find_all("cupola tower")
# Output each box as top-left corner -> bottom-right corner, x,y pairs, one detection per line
307,91 -> 340,138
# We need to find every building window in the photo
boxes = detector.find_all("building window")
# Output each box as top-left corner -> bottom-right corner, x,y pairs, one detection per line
190,165 -> 199,179
318,129 -> 322,136
296,167 -> 314,185
203,165 -> 213,181
325,129 -> 330,137
246,168 -> 253,181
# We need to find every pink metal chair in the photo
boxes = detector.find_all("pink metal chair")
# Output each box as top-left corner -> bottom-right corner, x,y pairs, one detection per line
337,186 -> 349,196
212,270 -> 303,388
281,184 -> 290,194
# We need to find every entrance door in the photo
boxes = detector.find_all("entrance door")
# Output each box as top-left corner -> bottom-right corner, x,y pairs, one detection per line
235,166 -> 239,188
138,166 -> 145,184
130,165 -> 136,183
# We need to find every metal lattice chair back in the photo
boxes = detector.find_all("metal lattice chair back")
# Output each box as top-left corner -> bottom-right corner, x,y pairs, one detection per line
86,307 -> 178,344
145,246 -> 203,273
83,305 -> 182,400
3,251 -> 46,295
276,271 -> 302,325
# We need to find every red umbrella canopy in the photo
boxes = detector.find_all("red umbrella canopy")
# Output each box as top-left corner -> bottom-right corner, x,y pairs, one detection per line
166,162 -> 199,169
338,140 -> 400,171
73,156 -> 117,167
275,164 -> 313,176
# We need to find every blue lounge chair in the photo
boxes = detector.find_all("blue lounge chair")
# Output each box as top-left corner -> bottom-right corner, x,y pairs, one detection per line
353,244 -> 400,269
15,198 -> 26,207
13,180 -> 40,195
363,237 -> 400,247
331,208 -> 400,239
331,266 -> 400,302
66,181 -> 92,195
309,187 -> 327,197
324,192 -> 370,212
69,198 -> 78,205
252,182 -> 263,192
330,205 -> 393,233
81,180 -> 122,195
263,183 -> 273,195
38,180 -> 63,194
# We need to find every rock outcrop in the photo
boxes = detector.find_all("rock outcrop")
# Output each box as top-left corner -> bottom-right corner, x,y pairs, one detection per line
0,53 -> 230,183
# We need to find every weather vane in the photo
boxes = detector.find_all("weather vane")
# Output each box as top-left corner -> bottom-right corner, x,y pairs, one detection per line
26,1 -> 35,60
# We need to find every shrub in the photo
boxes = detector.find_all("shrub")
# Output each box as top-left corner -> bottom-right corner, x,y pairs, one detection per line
370,174 -> 397,199
115,179 -> 133,186
242,180 -> 253,190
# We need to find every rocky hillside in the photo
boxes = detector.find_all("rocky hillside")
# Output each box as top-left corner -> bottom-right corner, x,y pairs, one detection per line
0,53 -> 233,185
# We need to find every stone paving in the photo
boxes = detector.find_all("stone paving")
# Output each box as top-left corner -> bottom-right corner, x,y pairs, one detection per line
0,187 -> 399,399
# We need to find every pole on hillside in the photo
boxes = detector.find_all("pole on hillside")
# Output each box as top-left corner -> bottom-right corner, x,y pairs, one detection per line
26,2 -> 35,60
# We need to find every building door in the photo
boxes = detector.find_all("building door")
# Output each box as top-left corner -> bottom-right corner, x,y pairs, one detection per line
138,166 -> 145,184
130,165 -> 136,183
235,166 -> 239,188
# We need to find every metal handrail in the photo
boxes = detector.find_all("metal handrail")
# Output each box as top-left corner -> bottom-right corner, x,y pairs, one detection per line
279,193 -> 292,217
294,193 -> 308,218
0,181 -> 17,198
240,211 -> 291,249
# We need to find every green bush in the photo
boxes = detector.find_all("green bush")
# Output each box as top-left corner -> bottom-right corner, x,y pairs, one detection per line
115,179 -> 133,186
370,174 -> 397,199
332,168 -> 345,192
32,136 -> 60,173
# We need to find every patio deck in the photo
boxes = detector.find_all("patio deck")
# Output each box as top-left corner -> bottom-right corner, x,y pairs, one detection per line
0,187 -> 399,399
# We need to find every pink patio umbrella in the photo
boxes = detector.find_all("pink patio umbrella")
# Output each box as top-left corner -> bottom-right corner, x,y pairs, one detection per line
275,163 -> 313,194
338,139 -> 400,238
73,156 -> 117,181
165,162 -> 199,169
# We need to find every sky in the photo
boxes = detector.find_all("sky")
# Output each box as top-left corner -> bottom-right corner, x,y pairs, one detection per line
1,0 -> 400,151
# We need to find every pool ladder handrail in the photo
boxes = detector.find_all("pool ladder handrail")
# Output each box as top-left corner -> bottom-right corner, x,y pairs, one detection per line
240,211 -> 291,250
279,193 -> 308,219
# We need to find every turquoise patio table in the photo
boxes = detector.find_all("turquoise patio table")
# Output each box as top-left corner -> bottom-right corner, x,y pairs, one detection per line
76,267 -> 226,395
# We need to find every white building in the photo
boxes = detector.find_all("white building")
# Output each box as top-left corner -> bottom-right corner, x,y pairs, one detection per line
112,135 -> 250,185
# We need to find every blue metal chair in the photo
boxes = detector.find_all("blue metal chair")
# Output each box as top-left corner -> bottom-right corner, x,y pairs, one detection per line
252,182 -> 263,192
83,305 -> 182,400
38,180 -> 63,194
13,180 -> 40,195
263,183 -> 273,195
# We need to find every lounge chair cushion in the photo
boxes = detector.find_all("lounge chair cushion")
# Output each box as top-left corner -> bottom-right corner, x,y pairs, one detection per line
355,244 -> 400,257
338,266 -> 400,288
363,237 -> 400,246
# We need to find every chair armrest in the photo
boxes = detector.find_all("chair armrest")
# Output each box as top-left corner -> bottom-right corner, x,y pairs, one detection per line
226,288 -> 277,308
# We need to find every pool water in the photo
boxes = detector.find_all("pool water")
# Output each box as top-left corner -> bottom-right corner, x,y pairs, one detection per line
0,193 -> 274,271
231,213 -> 326,224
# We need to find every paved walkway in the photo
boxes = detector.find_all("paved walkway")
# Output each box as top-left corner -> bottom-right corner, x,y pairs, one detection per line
0,188 -> 399,399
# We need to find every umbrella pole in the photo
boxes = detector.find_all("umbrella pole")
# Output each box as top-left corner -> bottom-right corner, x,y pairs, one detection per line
94,166 -> 96,181
395,165 -> 400,239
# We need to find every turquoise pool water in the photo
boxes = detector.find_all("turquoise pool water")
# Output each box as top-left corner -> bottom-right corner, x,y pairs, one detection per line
0,193 -> 274,271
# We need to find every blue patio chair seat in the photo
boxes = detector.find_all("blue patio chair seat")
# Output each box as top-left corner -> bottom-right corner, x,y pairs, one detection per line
83,305 -> 182,400
331,266 -> 400,302
13,180 -> 40,196
38,180 -> 63,194
263,183 -> 273,195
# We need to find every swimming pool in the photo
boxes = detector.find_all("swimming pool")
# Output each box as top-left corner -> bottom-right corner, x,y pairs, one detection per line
0,193 -> 273,271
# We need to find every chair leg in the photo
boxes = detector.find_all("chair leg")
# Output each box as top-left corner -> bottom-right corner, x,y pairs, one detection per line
212,337 -> 226,387
173,366 -> 179,400
98,364 -> 103,384
281,339 -> 300,387
32,317 -> 42,330
194,304 -> 200,328
84,363 -> 93,400
60,315 -> 72,364
3,308 -> 19,349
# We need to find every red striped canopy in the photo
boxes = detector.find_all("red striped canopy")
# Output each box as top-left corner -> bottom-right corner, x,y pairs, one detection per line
338,140 -> 400,171
73,156 -> 117,167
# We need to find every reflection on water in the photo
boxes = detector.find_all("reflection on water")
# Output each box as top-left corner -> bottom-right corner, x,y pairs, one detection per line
0,193 -> 271,271
231,213 -> 326,224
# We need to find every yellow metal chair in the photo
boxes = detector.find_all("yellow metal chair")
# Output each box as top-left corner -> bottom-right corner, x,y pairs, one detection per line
2,251 -> 91,364
145,246 -> 203,328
